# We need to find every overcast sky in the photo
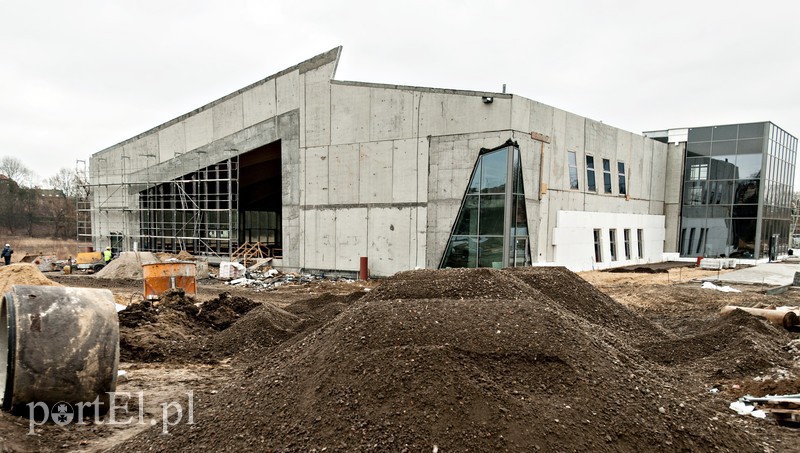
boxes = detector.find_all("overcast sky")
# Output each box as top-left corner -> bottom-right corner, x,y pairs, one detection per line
2,0 -> 799,186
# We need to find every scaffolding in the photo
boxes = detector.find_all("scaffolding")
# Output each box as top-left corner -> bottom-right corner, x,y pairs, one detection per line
77,150 -> 242,259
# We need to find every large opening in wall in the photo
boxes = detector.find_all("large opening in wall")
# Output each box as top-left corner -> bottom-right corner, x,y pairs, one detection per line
237,140 -> 283,255
136,140 -> 283,259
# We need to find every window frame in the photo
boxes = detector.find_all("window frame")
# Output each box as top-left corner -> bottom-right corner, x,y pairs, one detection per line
586,155 -> 597,192
609,229 -> 617,261
593,229 -> 603,263
617,161 -> 626,195
602,158 -> 612,194
568,151 -> 579,190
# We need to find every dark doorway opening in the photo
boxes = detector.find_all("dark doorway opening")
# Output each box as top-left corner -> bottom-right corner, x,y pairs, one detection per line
238,140 -> 282,253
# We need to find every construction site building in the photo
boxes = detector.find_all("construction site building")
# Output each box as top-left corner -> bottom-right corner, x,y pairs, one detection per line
81,47 -> 795,275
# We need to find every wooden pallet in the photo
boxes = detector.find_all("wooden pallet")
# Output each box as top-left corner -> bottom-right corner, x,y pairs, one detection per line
231,242 -> 272,266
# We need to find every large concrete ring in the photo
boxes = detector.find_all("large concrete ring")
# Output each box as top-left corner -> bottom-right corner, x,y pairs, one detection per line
1,285 -> 119,415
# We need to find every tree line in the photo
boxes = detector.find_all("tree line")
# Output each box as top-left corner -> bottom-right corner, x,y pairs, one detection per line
0,156 -> 82,238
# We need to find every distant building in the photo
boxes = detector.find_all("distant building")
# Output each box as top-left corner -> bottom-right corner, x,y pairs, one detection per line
84,48 -> 797,274
645,123 -> 797,260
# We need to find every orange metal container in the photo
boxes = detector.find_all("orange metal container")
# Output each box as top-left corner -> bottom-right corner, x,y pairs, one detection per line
142,262 -> 197,300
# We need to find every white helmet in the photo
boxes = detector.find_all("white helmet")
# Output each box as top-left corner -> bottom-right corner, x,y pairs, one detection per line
4,244 -> 8,247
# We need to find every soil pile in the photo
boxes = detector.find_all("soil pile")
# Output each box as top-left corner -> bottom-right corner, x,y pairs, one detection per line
362,267 -> 537,301
118,290 -> 261,363
638,308 -> 793,379
117,268 -> 762,452
95,252 -> 159,279
506,266 -> 665,343
0,263 -> 62,295
209,291 -> 363,360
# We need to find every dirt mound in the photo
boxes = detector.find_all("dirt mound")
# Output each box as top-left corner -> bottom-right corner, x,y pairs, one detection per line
95,252 -> 159,279
117,269 -> 762,452
209,291 -> 363,361
118,290 -> 261,363
210,303 -> 301,358
638,309 -> 793,379
506,266 -> 665,343
362,267 -> 537,301
0,263 -> 62,295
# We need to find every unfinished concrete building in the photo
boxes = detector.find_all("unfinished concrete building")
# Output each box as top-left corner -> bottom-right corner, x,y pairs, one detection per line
84,47 -> 689,275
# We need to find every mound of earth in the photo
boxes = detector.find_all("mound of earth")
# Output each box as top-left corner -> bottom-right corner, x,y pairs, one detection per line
0,263 -> 62,295
506,266 -> 665,343
362,267 -> 537,301
638,308 -> 793,379
209,291 -> 364,361
118,290 -> 261,363
117,268 -> 761,452
95,252 -> 159,279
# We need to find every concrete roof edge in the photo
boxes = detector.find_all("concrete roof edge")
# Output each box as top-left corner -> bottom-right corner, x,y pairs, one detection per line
330,79 -> 513,99
94,47 -> 343,157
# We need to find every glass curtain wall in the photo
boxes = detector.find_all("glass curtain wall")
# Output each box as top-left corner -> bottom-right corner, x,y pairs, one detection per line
761,124 -> 798,256
440,143 -> 530,268
679,122 -> 797,258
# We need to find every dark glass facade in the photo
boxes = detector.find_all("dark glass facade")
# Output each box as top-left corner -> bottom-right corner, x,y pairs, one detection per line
441,144 -> 530,268
679,122 -> 797,259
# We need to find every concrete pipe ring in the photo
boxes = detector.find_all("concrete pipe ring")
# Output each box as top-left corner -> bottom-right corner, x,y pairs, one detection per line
1,285 -> 120,416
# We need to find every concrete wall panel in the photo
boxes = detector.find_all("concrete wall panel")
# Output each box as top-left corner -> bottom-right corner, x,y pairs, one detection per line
276,70 -> 300,116
304,65 -> 332,147
359,141 -> 393,203
123,134 -> 159,172
213,95 -> 244,141
417,93 -> 511,137
530,101 -> 555,139
304,146 -> 329,205
184,109 -> 213,152
335,207 -> 368,271
392,138 -> 419,203
304,209 -> 336,270
511,96 -> 531,133
370,88 -> 414,141
328,143 -> 360,204
243,79 -> 276,128
330,84 -> 371,145
368,207 -> 411,276
157,123 -> 185,162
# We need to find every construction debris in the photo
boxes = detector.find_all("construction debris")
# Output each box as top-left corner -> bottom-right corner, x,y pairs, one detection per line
224,269 -> 356,292
739,394 -> 800,425
720,305 -> 799,328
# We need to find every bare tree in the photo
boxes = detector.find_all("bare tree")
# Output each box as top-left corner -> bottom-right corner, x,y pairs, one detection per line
0,156 -> 34,187
46,167 -> 79,198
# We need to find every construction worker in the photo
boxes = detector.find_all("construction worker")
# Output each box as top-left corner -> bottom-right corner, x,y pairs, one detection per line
103,246 -> 113,264
1,244 -> 12,265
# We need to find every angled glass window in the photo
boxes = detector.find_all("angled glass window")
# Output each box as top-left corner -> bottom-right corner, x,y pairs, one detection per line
440,144 -> 530,269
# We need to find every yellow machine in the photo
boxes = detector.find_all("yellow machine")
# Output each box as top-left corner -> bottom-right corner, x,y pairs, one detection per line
75,251 -> 105,272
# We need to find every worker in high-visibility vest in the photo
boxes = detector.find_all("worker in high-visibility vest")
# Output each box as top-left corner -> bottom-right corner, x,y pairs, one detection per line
103,247 -> 113,264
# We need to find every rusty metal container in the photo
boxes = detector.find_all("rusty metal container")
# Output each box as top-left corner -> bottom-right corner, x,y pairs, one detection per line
142,262 -> 197,300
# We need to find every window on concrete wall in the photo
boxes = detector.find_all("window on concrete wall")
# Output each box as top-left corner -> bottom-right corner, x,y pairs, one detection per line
568,151 -> 579,190
441,142 -> 531,269
603,159 -> 612,194
593,229 -> 602,262
609,229 -> 617,261
586,156 -> 597,192
618,161 -> 626,195
637,229 -> 644,258
623,229 -> 631,259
